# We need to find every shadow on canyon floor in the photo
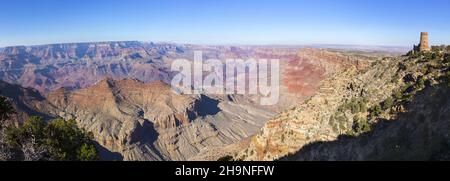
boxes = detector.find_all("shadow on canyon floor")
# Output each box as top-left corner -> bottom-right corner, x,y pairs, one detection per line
94,142 -> 124,161
197,95 -> 221,118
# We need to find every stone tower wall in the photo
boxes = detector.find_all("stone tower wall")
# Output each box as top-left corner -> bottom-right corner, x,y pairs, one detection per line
419,32 -> 430,52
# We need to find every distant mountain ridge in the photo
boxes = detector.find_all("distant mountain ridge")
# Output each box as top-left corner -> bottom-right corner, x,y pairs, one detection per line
1,41 -> 185,59
0,41 -> 188,93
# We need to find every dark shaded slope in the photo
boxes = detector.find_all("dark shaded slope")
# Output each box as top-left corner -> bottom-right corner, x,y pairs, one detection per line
281,82 -> 450,161
0,80 -> 53,123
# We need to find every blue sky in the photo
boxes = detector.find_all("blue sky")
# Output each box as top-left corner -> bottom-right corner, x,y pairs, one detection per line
0,0 -> 449,47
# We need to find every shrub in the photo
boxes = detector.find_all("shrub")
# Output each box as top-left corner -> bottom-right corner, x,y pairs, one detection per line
329,116 -> 338,133
337,104 -> 348,112
398,62 -> 407,71
4,126 -> 25,148
394,90 -> 403,100
0,96 -> 15,128
431,45 -> 445,52
401,83 -> 414,94
382,97 -> 394,110
370,104 -> 383,118
340,98 -> 368,114
444,54 -> 450,64
44,119 -> 97,160
4,117 -> 99,161
431,53 -> 437,60
353,116 -> 371,133
23,116 -> 47,141
336,115 -> 347,125
403,74 -> 415,83
350,101 -> 361,114
423,52 -> 433,60
359,101 -> 368,113
77,144 -> 99,161
406,51 -> 418,58
329,112 -> 348,133
416,76 -> 426,89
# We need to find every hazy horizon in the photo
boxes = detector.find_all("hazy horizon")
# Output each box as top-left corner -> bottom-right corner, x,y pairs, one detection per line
0,40 -> 413,49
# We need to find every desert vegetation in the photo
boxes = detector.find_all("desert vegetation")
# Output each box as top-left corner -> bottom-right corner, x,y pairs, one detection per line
0,97 -> 99,161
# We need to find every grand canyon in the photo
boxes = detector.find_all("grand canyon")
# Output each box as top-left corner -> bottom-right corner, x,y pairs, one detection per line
2,39 -> 448,161
0,41 -> 375,160
0,1 -> 449,164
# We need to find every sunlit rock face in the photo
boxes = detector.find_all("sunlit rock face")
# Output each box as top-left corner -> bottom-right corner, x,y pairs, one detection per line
1,41 -> 368,160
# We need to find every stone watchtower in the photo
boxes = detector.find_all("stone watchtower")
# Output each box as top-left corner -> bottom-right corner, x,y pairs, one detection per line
414,32 -> 431,52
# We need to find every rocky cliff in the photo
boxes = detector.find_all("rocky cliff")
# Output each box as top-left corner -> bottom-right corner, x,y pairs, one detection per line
232,50 -> 450,161
0,80 -> 53,124
39,78 -> 275,160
